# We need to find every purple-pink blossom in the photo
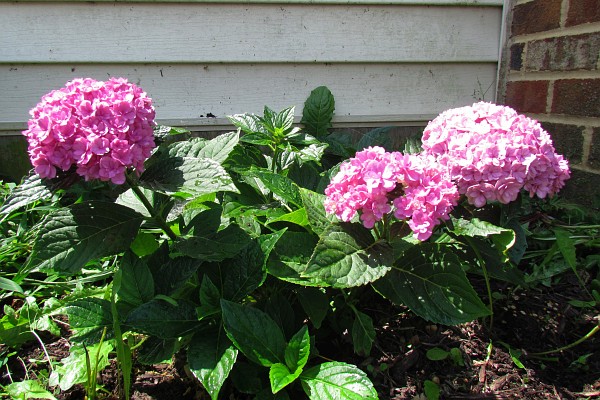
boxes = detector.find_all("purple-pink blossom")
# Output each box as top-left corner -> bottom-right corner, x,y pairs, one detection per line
421,102 -> 570,207
22,77 -> 156,184
324,146 -> 459,241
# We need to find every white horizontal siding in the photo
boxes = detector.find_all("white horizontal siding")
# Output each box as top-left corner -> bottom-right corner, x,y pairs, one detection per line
0,1 -> 503,135
2,63 -> 498,128
1,3 -> 501,63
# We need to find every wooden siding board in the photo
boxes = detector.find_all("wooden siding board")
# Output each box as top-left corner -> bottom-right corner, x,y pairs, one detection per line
1,63 -> 498,127
1,3 -> 502,63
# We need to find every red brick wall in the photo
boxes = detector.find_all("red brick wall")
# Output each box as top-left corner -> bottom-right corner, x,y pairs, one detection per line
499,0 -> 600,208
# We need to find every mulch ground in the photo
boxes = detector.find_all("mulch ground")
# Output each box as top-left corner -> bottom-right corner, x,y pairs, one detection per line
2,274 -> 598,400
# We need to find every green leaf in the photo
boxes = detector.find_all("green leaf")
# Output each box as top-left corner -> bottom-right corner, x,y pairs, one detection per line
450,217 -> 515,253
130,231 -> 160,257
147,250 -> 202,296
115,186 -> 157,218
373,244 -> 491,325
140,156 -> 238,197
285,325 -> 310,373
303,224 -> 393,288
137,337 -> 177,365
426,347 -> 449,361
248,169 -> 302,208
0,277 -> 24,295
266,231 -> 321,286
300,362 -> 378,400
351,309 -> 375,356
167,131 -> 239,164
0,173 -> 53,218
64,298 -> 113,344
228,113 -> 265,135
125,298 -> 200,338
299,188 -> 338,236
199,275 -> 221,309
188,326 -> 238,400
301,86 -> 335,136
356,127 -> 396,152
424,380 -> 440,400
5,380 -> 57,400
27,201 -> 144,275
553,229 -> 577,268
175,224 -> 252,262
49,342 -> 112,391
269,363 -> 296,394
117,252 -> 155,308
220,299 -> 286,367
221,240 -> 267,302
267,208 -> 309,228
296,287 -> 329,329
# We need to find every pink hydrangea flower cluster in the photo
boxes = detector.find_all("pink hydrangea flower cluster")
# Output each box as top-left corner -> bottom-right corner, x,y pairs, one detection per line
421,102 -> 570,208
324,146 -> 459,241
22,77 -> 156,184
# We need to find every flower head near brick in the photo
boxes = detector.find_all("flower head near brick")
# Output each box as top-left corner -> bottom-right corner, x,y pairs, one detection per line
421,102 -> 570,208
22,77 -> 156,185
324,146 -> 459,241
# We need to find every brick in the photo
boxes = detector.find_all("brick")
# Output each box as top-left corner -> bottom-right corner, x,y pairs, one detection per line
552,79 -> 600,117
560,169 -> 600,209
525,32 -> 600,71
511,0 -> 561,36
566,0 -> 600,26
540,122 -> 584,163
504,80 -> 549,114
589,127 -> 600,169
510,43 -> 524,70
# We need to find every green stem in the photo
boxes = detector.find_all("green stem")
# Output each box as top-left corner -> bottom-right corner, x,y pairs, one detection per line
465,237 -> 494,330
528,324 -> 599,356
125,174 -> 177,241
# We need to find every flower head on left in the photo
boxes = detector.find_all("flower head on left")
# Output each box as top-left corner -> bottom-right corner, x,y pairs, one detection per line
22,77 -> 156,184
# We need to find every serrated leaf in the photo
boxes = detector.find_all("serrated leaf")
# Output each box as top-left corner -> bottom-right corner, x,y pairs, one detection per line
130,231 -> 160,257
221,299 -> 285,367
140,156 -> 238,197
147,249 -> 202,296
450,217 -> 515,253
285,325 -> 310,373
373,243 -> 490,325
189,326 -> 238,400
222,240 -> 267,302
125,298 -> 200,338
300,362 -> 378,400
301,86 -> 335,136
199,275 -> 221,309
175,224 -> 251,262
167,131 -> 239,164
248,169 -> 302,208
270,363 -> 296,394
299,188 -> 338,236
266,231 -> 321,286
303,224 -> 393,288
228,113 -> 265,135
27,201 -> 143,275
5,379 -> 57,400
0,173 -> 53,217
267,208 -> 309,227
64,298 -> 113,344
351,309 -> 375,356
117,252 -> 154,308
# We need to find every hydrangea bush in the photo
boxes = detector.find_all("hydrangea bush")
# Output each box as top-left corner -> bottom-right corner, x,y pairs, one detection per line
4,84 -> 572,400
22,78 -> 156,184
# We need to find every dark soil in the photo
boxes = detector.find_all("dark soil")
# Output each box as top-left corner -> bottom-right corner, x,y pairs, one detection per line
2,274 -> 598,400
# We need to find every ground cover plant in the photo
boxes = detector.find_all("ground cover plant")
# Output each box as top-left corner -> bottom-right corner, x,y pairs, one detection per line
0,79 -> 598,399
